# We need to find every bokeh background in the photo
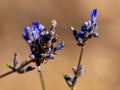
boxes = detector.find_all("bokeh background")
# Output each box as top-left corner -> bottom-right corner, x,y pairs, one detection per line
0,0 -> 120,90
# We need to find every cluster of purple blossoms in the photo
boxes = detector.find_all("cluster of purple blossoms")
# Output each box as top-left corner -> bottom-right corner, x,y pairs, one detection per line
71,9 -> 99,46
3,20 -> 65,75
63,9 -> 99,89
22,20 -> 65,72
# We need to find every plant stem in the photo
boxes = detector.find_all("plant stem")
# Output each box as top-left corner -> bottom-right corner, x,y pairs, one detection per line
76,46 -> 84,76
0,71 -> 14,78
39,71 -> 45,90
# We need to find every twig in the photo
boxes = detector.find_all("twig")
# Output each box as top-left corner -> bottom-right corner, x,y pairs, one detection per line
76,46 -> 84,76
39,71 -> 46,90
0,71 -> 14,78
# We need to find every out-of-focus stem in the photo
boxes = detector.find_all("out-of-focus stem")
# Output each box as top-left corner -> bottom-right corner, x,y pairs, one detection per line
0,71 -> 14,78
39,71 -> 46,90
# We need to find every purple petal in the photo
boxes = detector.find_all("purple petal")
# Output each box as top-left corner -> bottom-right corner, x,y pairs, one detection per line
91,9 -> 98,24
54,42 -> 65,51
22,32 -> 29,41
24,26 -> 31,32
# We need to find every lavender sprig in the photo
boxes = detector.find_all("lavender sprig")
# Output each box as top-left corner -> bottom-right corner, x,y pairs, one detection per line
72,9 -> 99,71
22,20 -> 65,90
71,9 -> 99,46
63,9 -> 99,90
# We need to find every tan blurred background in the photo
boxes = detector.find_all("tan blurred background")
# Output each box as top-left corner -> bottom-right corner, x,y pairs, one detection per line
0,0 -> 120,90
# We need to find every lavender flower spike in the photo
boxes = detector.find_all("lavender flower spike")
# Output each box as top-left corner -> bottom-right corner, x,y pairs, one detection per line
71,9 -> 99,46
91,9 -> 98,24
22,26 -> 32,44
22,20 -> 65,72
54,42 -> 65,51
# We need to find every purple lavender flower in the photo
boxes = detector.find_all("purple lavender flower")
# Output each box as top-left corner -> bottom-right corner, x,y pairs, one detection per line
38,24 -> 45,35
54,42 -> 65,50
22,20 -> 65,72
24,26 -> 31,31
31,30 -> 39,40
71,9 -> 99,46
32,21 -> 45,35
71,27 -> 83,46
22,22 -> 45,45
91,9 -> 98,24
22,26 -> 33,44
32,21 -> 40,30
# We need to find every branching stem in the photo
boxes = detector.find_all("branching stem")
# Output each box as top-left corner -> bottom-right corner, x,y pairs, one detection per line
0,59 -> 33,78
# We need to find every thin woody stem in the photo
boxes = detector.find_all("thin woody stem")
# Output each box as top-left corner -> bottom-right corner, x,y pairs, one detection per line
0,71 -> 14,78
39,71 -> 45,90
76,46 -> 84,76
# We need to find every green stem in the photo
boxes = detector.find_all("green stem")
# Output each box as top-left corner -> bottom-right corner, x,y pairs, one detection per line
39,71 -> 45,90
76,46 -> 84,76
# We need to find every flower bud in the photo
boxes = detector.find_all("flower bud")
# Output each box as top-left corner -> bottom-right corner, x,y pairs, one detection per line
13,53 -> 18,70
92,32 -> 99,37
18,66 -> 35,73
19,60 -> 28,68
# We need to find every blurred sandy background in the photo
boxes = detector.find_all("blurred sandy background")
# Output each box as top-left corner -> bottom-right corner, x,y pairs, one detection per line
0,0 -> 120,90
